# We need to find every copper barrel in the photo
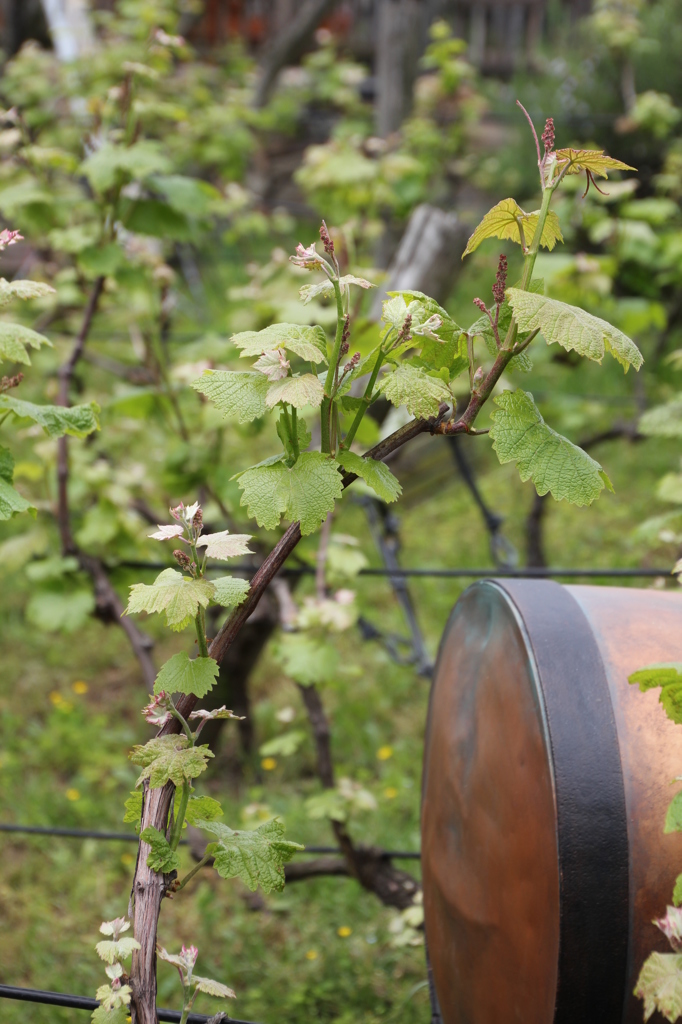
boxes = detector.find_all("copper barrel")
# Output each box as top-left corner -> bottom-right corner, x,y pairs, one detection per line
421,580 -> 682,1024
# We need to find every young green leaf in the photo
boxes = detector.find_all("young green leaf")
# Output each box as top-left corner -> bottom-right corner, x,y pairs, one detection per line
299,274 -> 375,305
193,977 -> 236,999
140,825 -> 180,873
0,278 -> 55,306
125,568 -> 214,631
265,373 -> 325,410
191,370 -> 270,424
0,470 -> 35,520
640,396 -> 682,438
195,530 -> 253,560
305,789 -> 347,822
259,730 -> 306,758
129,735 -> 214,789
554,148 -> 636,179
0,395 -> 100,437
153,651 -> 219,698
238,451 -> 343,535
196,817 -> 304,893
336,450 -> 402,503
95,937 -> 141,965
506,288 -> 643,372
211,575 -> 251,608
462,198 -> 563,258
665,792 -> 682,834
0,322 -> 52,364
231,323 -> 328,363
634,952 -> 682,1022
276,411 -> 312,462
185,795 -> 224,826
489,390 -> 611,506
628,663 -> 682,724
376,364 -> 451,419
92,1001 -> 129,1024
274,633 -> 339,686
123,790 -> 143,825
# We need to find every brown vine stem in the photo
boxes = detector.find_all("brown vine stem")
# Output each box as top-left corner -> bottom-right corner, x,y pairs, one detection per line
129,403 -> 448,1024
56,275 -> 156,691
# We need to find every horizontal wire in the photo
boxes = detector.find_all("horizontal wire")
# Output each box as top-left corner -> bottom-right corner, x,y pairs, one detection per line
0,985 -> 258,1023
111,560 -> 674,579
0,823 -> 420,858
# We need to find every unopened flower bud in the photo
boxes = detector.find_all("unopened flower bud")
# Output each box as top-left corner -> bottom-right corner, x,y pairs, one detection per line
541,117 -> 555,155
341,313 -> 350,345
174,549 -> 192,570
1,372 -> 23,393
492,254 -> 508,305
340,341 -> 350,357
473,297 -> 487,314
320,220 -> 335,258
192,508 -> 203,532
472,366 -> 485,389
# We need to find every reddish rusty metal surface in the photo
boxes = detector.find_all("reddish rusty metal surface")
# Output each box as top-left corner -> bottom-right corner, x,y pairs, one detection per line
568,586 -> 682,1024
423,581 -> 682,1024
422,583 -> 560,1024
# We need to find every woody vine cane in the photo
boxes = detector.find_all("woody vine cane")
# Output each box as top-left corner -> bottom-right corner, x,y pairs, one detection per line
89,106 -> 644,1024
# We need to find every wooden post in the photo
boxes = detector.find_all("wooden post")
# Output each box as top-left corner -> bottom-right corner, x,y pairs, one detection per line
375,0 -> 426,136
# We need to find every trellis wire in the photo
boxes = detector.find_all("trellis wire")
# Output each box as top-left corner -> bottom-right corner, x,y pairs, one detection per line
0,984 -> 257,1023
0,823 -> 420,859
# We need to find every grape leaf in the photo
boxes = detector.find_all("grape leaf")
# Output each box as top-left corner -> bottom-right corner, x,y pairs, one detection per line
506,288 -> 643,372
238,451 -> 343,535
196,530 -> 253,560
211,575 -> 250,608
92,1004 -> 129,1024
640,396 -> 682,438
196,817 -> 304,893
123,790 -> 142,825
265,373 -> 325,410
665,792 -> 682,834
259,730 -> 306,757
554,148 -> 636,178
489,390 -> 611,506
462,198 -> 563,258
299,274 -> 375,305
232,323 -> 328,363
191,370 -> 270,424
274,633 -> 339,685
634,952 -> 682,1023
0,395 -> 100,437
185,795 -> 223,826
276,411 -> 311,462
95,937 -> 140,965
0,475 -> 35,520
193,977 -> 236,999
125,568 -> 214,631
140,825 -> 180,873
304,789 -> 347,822
25,587 -> 94,632
0,278 -> 55,306
376,364 -> 451,419
154,651 -> 219,698
336,450 -> 402,503
0,322 -> 52,364
628,663 -> 682,724
129,735 -> 214,788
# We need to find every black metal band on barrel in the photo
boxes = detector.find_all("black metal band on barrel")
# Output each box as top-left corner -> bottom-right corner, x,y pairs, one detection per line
494,579 -> 629,1024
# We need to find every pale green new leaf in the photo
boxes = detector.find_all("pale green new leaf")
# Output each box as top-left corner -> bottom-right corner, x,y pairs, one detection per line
0,395 -> 100,437
196,817 -> 304,893
211,575 -> 250,608
140,825 -> 180,873
129,735 -> 214,789
554,148 -> 636,179
25,588 -> 94,632
238,451 -> 343,535
274,633 -> 339,685
232,323 -> 328,363
260,730 -> 306,758
635,952 -> 682,1022
462,199 -> 563,257
195,530 -> 253,560
125,568 -> 214,631
489,390 -> 611,506
95,937 -> 140,965
185,795 -> 223,826
0,322 -> 52,364
665,792 -> 682,834
193,977 -> 236,999
628,663 -> 682,724
640,396 -> 682,438
305,789 -> 347,822
299,274 -> 375,305
0,278 -> 55,306
191,370 -> 270,424
265,373 -> 324,409
0,477 -> 35,519
336,450 -> 402,503
92,1002 -> 129,1024
123,790 -> 142,825
376,364 -> 451,419
153,651 -> 219,698
506,288 -> 643,372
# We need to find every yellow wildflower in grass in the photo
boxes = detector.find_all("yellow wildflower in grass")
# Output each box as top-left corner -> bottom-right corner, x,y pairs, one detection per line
49,691 -> 63,705
383,787 -> 398,800
121,853 -> 134,866
261,757 -> 277,771
66,788 -> 80,801
305,950 -> 318,960
337,926 -> 352,938
72,680 -> 89,694
376,745 -> 393,761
